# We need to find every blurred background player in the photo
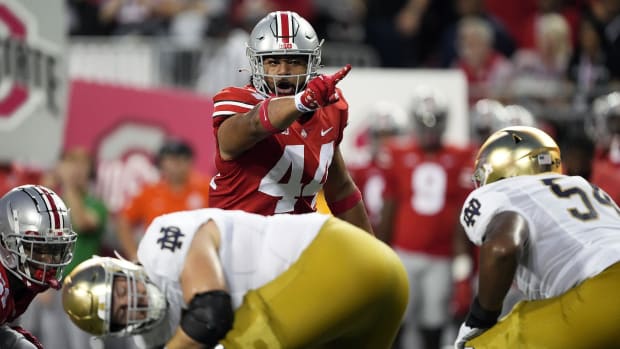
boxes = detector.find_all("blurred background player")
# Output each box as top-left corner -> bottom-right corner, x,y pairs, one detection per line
63,210 -> 408,349
469,98 -> 509,146
116,139 -> 210,261
589,91 -> 620,204
0,185 -> 76,349
208,10 -> 372,233
379,86 -> 472,349
348,100 -> 407,231
455,126 -> 620,349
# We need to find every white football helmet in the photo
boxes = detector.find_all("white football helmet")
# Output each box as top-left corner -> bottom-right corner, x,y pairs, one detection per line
470,99 -> 507,142
246,11 -> 323,96
367,101 -> 407,138
590,92 -> 620,142
62,256 -> 167,336
0,185 -> 77,288
503,104 -> 537,128
410,86 -> 449,149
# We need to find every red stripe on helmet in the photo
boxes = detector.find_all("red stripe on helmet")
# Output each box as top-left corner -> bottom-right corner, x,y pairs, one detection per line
37,186 -> 61,231
279,11 -> 290,43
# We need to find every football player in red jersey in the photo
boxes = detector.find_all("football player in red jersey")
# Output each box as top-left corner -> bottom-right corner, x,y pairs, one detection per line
348,101 -> 406,232
379,87 -> 472,349
0,185 -> 76,349
590,92 -> 620,204
209,11 -> 373,234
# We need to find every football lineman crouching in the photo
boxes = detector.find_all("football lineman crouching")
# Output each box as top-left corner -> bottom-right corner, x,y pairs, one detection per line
455,126 -> 620,348
0,185 -> 77,349
62,209 -> 409,349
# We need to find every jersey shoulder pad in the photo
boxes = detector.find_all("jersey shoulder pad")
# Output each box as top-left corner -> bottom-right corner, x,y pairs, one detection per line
212,86 -> 263,118
460,185 -> 511,245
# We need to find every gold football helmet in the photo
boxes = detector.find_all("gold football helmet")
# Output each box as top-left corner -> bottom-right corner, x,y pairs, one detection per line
473,126 -> 562,187
62,256 -> 167,337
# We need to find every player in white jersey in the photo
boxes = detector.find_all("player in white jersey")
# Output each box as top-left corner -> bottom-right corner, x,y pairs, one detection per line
454,126 -> 620,349
61,209 -> 409,349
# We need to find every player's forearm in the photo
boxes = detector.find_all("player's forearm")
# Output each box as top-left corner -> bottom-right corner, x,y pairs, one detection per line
262,96 -> 305,130
477,211 -> 528,311
218,97 -> 304,160
476,247 -> 517,311
166,329 -> 204,349
335,201 -> 375,235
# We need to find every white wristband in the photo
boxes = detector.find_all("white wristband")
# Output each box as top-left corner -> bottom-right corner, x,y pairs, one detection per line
452,254 -> 473,282
294,92 -> 315,113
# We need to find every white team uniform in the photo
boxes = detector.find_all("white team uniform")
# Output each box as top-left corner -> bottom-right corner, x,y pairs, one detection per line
460,174 -> 620,300
135,208 -> 330,348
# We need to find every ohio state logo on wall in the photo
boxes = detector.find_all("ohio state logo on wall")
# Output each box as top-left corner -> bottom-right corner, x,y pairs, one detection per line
0,1 -> 59,127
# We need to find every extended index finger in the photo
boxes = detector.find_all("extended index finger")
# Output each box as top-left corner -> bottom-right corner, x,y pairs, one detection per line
331,64 -> 352,83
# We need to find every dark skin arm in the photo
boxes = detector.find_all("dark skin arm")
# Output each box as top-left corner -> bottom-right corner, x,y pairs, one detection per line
217,97 -> 305,161
477,211 -> 529,312
322,149 -> 374,235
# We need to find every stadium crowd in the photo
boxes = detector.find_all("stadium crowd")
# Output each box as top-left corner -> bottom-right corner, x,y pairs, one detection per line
1,1 -> 620,348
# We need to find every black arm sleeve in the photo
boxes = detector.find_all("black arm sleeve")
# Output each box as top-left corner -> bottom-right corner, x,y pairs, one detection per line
180,290 -> 234,346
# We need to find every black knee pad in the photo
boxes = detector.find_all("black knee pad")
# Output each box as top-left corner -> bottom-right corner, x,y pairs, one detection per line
180,290 -> 234,346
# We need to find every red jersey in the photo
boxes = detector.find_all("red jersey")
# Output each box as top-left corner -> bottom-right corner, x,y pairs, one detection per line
591,149 -> 620,205
348,154 -> 390,230
0,266 -> 45,325
383,140 -> 472,257
209,85 -> 348,214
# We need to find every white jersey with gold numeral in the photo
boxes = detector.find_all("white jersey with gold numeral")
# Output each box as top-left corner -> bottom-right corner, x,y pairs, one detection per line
136,208 -> 330,348
460,174 -> 620,301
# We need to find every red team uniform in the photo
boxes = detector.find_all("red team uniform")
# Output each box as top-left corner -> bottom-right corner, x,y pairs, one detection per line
348,156 -> 390,230
591,148 -> 620,204
0,267 -> 46,326
209,85 -> 348,214
384,141 -> 472,257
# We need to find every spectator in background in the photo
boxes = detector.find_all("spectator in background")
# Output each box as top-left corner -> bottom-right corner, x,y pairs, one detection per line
99,0 -> 181,35
67,0 -> 115,35
379,87 -> 472,349
512,13 -> 573,102
454,17 -> 514,104
115,139 -> 210,261
439,0 -> 515,68
517,0 -> 582,50
313,0 -> 367,42
195,1 -> 266,95
21,147 -> 108,349
567,15 -> 612,110
586,0 -> 620,81
364,0 -> 430,67
208,11 -> 373,233
348,101 -> 406,233
0,163 -> 42,197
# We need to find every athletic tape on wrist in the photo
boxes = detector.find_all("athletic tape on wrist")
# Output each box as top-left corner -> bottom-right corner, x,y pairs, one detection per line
466,297 -> 501,329
294,92 -> 315,113
258,98 -> 281,134
327,189 -> 362,215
